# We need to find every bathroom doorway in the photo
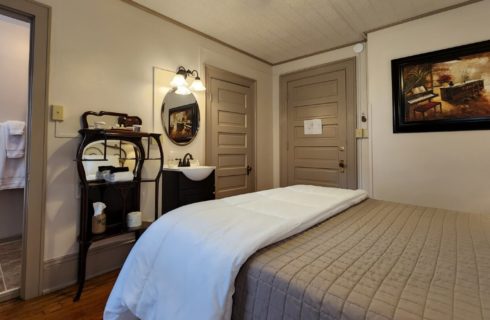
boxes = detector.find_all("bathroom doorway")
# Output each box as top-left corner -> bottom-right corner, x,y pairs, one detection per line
0,10 -> 30,302
0,0 -> 49,301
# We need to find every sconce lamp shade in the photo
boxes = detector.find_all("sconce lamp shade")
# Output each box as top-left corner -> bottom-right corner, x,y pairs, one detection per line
189,78 -> 206,91
171,66 -> 205,93
175,85 -> 192,95
170,74 -> 188,87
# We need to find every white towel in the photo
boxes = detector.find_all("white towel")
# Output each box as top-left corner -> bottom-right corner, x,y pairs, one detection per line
7,120 -> 25,135
104,171 -> 134,183
0,123 -> 25,189
5,121 -> 26,158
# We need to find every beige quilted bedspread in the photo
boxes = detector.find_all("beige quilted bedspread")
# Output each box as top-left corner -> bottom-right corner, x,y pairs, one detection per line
232,199 -> 490,320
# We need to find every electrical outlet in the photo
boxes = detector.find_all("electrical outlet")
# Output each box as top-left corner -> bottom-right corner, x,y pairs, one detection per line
52,105 -> 64,121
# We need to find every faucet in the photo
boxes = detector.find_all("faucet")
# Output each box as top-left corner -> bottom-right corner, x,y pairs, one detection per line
180,153 -> 193,167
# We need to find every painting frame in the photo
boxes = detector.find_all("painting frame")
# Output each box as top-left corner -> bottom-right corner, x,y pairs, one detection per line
168,103 -> 198,143
392,39 -> 490,133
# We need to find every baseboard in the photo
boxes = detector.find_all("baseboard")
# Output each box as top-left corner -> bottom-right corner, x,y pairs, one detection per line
0,235 -> 22,244
0,288 -> 20,303
42,238 -> 135,294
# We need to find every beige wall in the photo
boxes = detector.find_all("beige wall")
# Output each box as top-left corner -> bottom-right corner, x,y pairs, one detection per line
272,46 -> 371,193
367,1 -> 490,214
0,13 -> 29,240
0,14 -> 29,121
38,0 -> 273,260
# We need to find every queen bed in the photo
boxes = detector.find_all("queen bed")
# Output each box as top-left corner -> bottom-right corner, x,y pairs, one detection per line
104,185 -> 490,320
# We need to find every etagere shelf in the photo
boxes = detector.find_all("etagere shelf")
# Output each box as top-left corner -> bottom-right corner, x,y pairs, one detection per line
74,111 -> 163,301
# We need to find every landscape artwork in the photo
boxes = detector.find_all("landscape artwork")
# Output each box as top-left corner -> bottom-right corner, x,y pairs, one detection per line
392,40 -> 490,132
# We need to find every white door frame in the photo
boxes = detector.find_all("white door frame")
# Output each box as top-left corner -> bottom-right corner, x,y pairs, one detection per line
0,0 -> 50,299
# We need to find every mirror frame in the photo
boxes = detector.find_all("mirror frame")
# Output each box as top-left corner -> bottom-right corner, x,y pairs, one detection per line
161,88 -> 200,146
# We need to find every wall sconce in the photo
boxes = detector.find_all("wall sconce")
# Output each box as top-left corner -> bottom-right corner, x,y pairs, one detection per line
170,66 -> 206,95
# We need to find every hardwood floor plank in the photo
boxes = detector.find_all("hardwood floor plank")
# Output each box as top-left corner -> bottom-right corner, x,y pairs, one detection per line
0,270 -> 118,319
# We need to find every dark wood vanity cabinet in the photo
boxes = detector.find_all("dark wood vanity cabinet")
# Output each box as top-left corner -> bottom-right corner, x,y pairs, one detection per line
162,170 -> 215,213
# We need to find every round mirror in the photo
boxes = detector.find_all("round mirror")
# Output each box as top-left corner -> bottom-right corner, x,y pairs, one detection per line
161,89 -> 200,145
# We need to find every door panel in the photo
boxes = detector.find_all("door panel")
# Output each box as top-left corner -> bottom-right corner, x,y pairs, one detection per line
281,59 -> 357,189
207,68 -> 255,198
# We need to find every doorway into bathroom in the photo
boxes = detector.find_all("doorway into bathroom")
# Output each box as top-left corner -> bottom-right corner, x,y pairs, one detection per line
0,11 -> 30,302
0,0 -> 49,301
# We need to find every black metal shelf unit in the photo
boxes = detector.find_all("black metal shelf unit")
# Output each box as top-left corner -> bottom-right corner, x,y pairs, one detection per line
74,112 -> 163,301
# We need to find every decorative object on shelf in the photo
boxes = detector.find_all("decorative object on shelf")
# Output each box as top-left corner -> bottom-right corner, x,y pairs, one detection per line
392,39 -> 490,133
82,111 -> 142,130
161,88 -> 200,145
74,111 -> 164,301
170,66 -> 206,95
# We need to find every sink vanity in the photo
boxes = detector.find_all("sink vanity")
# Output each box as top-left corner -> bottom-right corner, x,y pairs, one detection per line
162,166 -> 215,213
160,84 -> 216,212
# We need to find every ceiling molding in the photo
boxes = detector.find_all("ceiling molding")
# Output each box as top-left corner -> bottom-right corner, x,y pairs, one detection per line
119,0 -> 273,66
271,41 -> 364,66
121,0 -> 482,67
363,0 -> 482,35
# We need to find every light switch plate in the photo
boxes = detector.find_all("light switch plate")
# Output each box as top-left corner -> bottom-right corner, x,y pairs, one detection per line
52,104 -> 64,121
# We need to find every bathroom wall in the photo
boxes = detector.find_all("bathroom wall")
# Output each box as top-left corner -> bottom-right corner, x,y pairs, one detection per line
0,14 -> 30,240
37,0 -> 273,261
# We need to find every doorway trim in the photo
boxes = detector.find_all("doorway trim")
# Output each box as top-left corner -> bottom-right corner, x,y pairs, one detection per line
205,65 -> 258,194
279,58 -> 357,188
0,0 -> 50,299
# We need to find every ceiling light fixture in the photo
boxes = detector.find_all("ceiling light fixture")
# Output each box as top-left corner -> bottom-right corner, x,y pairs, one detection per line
170,66 -> 206,95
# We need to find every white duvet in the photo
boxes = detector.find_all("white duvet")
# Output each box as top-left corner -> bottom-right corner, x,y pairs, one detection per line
104,185 -> 368,320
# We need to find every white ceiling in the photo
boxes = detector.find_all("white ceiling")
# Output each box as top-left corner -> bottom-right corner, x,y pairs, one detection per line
133,0 -> 478,65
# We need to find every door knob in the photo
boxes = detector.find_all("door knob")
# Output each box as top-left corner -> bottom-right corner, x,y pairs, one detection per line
339,160 -> 345,173
246,165 -> 253,176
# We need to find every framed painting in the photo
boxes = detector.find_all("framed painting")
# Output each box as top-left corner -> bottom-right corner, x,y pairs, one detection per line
392,39 -> 490,133
168,103 -> 198,143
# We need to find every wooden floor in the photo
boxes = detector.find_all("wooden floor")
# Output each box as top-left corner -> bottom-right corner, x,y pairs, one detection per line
0,270 -> 118,319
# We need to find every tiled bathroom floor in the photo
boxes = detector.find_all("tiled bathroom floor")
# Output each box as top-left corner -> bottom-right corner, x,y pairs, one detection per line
0,240 -> 21,294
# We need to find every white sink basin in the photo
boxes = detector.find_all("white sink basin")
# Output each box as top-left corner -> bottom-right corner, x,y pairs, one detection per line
164,165 -> 215,181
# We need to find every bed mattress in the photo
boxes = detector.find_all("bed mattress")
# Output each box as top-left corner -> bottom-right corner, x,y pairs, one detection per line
232,199 -> 490,320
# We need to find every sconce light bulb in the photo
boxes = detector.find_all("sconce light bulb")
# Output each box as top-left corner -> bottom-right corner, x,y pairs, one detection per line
190,78 -> 206,91
170,74 -> 188,87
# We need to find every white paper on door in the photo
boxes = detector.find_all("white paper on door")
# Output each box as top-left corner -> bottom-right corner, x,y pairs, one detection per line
304,119 -> 322,135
